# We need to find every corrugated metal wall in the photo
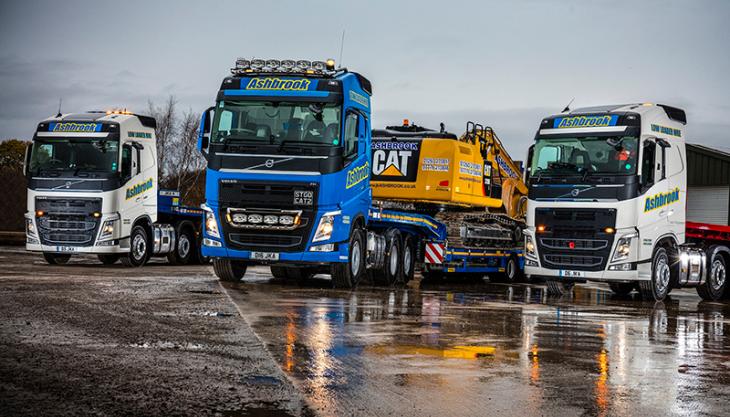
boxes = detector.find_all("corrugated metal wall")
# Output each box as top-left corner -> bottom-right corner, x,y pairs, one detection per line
687,145 -> 730,187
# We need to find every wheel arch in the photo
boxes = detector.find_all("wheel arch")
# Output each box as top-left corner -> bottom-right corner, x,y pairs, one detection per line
132,215 -> 154,241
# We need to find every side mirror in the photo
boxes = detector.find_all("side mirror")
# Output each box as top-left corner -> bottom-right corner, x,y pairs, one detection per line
525,144 -> 535,182
23,142 -> 32,176
197,106 -> 214,157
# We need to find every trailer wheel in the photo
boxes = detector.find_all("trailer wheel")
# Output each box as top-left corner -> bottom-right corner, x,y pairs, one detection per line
401,235 -> 416,283
167,226 -> 194,265
638,246 -> 671,301
213,259 -> 247,282
697,252 -> 727,301
97,254 -> 120,265
331,227 -> 365,289
608,282 -> 635,296
492,255 -> 521,283
370,229 -> 402,286
545,280 -> 574,296
43,253 -> 71,265
121,225 -> 150,267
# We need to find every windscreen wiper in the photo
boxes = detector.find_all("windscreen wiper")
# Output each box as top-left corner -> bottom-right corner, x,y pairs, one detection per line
277,140 -> 327,152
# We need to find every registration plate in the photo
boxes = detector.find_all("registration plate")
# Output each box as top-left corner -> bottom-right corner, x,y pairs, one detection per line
55,246 -> 78,253
559,270 -> 585,278
251,251 -> 279,261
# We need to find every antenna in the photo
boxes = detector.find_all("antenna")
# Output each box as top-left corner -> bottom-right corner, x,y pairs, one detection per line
562,98 -> 575,113
338,29 -> 346,67
56,98 -> 63,117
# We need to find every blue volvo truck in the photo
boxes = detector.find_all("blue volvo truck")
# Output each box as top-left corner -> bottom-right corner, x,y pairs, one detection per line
197,58 -> 523,287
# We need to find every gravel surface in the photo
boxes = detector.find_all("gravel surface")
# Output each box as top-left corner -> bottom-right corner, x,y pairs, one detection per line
0,247 -> 312,417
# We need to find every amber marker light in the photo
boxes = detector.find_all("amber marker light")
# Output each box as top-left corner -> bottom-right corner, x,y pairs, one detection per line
36,210 -> 45,217
604,227 -> 615,234
537,225 -> 546,233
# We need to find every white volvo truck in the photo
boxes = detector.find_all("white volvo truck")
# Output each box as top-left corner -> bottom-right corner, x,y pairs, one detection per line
24,110 -> 205,266
524,103 -> 730,301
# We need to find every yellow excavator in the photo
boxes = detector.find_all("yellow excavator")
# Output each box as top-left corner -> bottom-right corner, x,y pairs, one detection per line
371,120 -> 527,247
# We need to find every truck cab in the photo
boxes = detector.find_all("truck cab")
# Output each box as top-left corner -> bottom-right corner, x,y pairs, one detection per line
198,59 -> 374,283
524,104 -> 690,299
24,111 -> 203,266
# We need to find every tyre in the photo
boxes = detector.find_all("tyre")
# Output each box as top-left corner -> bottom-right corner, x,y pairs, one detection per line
400,235 -> 416,283
43,253 -> 71,265
608,282 -> 635,296
270,265 -> 289,280
331,227 -> 365,289
167,225 -> 194,265
121,225 -> 150,267
370,229 -> 402,286
97,254 -> 120,265
545,280 -> 574,296
492,255 -> 521,283
638,246 -> 671,301
213,258 -> 247,282
697,252 -> 727,301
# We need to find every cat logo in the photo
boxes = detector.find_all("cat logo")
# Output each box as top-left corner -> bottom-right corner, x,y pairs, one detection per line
370,139 -> 421,182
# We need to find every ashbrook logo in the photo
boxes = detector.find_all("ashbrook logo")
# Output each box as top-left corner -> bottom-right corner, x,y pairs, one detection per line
644,187 -> 680,212
50,122 -> 101,132
126,178 -> 153,200
245,78 -> 311,91
554,115 -> 618,128
346,162 -> 369,189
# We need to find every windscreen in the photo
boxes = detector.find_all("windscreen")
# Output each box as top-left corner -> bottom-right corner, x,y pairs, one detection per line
531,136 -> 639,177
211,101 -> 341,146
29,137 -> 120,175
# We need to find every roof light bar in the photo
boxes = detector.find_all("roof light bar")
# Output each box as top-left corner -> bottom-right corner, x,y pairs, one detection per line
231,58 -> 337,76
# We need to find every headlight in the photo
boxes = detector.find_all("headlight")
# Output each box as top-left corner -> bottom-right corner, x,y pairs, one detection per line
99,218 -> 119,240
313,211 -> 340,242
205,211 -> 220,238
612,233 -> 637,262
25,217 -> 36,237
525,236 -> 536,258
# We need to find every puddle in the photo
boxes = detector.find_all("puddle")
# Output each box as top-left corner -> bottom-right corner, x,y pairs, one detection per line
189,310 -> 236,317
129,341 -> 206,350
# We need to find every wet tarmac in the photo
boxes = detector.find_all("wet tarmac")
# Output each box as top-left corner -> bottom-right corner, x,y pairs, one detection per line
225,268 -> 730,417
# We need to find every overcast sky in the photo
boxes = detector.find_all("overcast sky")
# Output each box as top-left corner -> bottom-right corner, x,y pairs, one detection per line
1,0 -> 728,159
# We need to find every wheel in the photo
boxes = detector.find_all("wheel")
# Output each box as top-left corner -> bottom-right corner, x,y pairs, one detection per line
370,229 -> 402,286
270,265 -> 289,280
638,246 -> 671,301
97,254 -> 120,265
608,282 -> 635,296
545,280 -> 575,296
121,225 -> 150,267
213,258 -> 247,282
43,253 -> 71,265
331,227 -> 365,289
167,226 -> 195,265
400,235 -> 416,283
492,255 -> 521,283
697,252 -> 727,301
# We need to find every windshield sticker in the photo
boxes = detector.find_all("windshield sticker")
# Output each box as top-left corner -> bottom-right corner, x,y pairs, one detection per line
49,122 -> 101,133
128,131 -> 152,139
651,124 -> 682,137
245,77 -> 311,91
553,115 -> 618,129
346,162 -> 370,189
126,178 -> 154,200
644,187 -> 680,212
349,91 -> 369,108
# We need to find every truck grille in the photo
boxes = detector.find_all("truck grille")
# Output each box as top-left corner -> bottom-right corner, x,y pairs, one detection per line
35,197 -> 102,247
218,180 -> 318,252
535,208 -> 616,271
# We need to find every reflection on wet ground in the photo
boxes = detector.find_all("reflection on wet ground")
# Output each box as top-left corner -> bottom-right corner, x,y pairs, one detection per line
224,268 -> 730,417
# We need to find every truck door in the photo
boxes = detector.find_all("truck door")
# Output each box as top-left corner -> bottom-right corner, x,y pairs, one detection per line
341,111 -> 371,213
120,143 -> 148,234
636,139 -> 667,259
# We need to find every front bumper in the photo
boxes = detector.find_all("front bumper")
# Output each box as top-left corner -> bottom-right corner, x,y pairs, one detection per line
201,240 -> 349,265
524,265 -> 645,282
26,241 -> 128,254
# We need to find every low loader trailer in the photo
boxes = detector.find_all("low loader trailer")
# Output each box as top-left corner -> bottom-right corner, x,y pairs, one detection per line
24,110 -> 206,266
524,103 -> 730,301
197,58 -> 523,287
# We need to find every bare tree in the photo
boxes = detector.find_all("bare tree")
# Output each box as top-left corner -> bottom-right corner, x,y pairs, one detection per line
147,95 -> 177,179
